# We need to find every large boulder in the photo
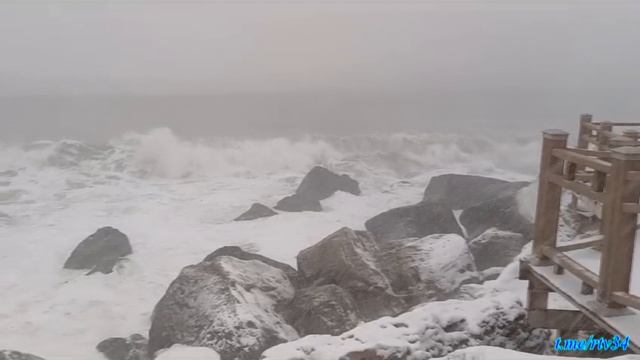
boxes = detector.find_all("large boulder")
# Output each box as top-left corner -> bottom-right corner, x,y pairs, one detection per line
274,194 -> 322,212
378,234 -> 479,306
96,334 -> 149,360
234,203 -> 277,221
365,200 -> 463,242
63,227 -> 132,274
468,229 -> 529,271
295,166 -> 361,200
148,255 -> 298,360
423,174 -> 529,210
203,246 -> 299,287
297,228 -> 405,320
286,285 -> 361,336
0,351 -> 45,360
460,194 -> 532,239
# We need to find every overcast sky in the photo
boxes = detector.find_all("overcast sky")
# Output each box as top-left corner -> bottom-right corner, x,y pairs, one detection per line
1,0 -> 640,141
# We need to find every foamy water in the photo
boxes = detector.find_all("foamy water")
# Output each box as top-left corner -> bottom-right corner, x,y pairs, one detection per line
0,129 -> 537,359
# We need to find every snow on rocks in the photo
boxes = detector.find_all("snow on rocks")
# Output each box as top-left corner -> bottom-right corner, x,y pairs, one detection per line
378,234 -> 479,305
296,227 -> 406,320
285,284 -> 361,336
155,345 -> 220,360
260,293 -> 549,360
468,229 -> 529,271
63,226 -> 133,275
148,254 -> 298,360
364,200 -> 463,242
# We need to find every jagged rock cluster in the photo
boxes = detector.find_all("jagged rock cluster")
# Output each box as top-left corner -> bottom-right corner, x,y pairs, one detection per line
143,173 -> 538,360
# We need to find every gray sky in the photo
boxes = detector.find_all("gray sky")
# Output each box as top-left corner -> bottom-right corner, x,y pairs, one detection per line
1,0 -> 640,141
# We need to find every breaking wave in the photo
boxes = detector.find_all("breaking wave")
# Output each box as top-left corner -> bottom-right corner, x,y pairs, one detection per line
0,128 -> 540,180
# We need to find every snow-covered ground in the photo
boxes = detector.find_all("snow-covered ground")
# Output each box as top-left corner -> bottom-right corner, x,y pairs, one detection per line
3,128 -> 629,360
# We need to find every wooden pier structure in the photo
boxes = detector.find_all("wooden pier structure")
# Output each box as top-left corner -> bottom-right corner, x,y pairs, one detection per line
520,114 -> 640,353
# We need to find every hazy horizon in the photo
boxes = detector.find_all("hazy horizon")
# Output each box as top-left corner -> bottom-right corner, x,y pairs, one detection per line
1,0 -> 639,141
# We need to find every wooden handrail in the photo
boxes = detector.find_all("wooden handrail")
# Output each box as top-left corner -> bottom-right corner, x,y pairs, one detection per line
551,149 -> 612,173
547,174 -> 607,203
556,235 -> 603,252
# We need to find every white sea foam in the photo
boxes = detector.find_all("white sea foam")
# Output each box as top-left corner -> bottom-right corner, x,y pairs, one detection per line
0,129 -> 538,359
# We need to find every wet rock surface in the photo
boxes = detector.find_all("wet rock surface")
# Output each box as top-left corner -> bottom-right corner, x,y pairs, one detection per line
63,227 -> 132,275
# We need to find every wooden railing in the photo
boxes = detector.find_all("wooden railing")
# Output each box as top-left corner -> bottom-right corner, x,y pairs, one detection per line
577,113 -> 640,151
532,127 -> 640,314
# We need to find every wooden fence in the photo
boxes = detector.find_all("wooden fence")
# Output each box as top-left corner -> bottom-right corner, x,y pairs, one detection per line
533,115 -> 640,313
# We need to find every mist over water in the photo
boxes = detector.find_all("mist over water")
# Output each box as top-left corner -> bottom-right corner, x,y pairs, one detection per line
1,1 -> 640,142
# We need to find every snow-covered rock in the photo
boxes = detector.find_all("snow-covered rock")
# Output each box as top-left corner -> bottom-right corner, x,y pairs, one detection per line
297,227 -> 405,320
286,284 -> 361,336
0,351 -> 45,360
234,203 -> 278,221
423,174 -> 529,210
63,227 -> 132,275
155,345 -> 220,360
148,256 -> 298,360
469,229 -> 529,271
260,294 -> 549,360
365,200 -> 463,242
203,246 -> 299,286
378,234 -> 479,305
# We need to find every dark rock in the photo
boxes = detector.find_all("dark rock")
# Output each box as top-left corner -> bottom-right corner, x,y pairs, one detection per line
286,285 -> 360,336
378,234 -> 479,306
96,334 -> 149,360
274,194 -> 322,212
469,229 -> 529,271
63,227 -> 132,274
297,228 -> 405,320
423,174 -> 529,210
234,203 -> 277,221
460,194 -> 532,239
295,166 -> 361,200
204,246 -> 299,287
365,200 -> 463,242
148,255 -> 297,360
0,170 -> 18,177
0,351 -> 45,360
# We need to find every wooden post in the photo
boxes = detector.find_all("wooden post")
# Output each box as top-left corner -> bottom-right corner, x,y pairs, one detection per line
577,113 -> 593,150
572,114 -> 593,209
597,146 -> 640,311
533,130 -> 569,263
597,121 -> 613,150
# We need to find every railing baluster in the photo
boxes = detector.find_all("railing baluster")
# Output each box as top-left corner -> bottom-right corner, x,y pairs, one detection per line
597,146 -> 640,313
532,130 -> 568,264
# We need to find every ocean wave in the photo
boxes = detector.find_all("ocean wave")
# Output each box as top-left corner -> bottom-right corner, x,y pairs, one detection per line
0,128 -> 540,180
